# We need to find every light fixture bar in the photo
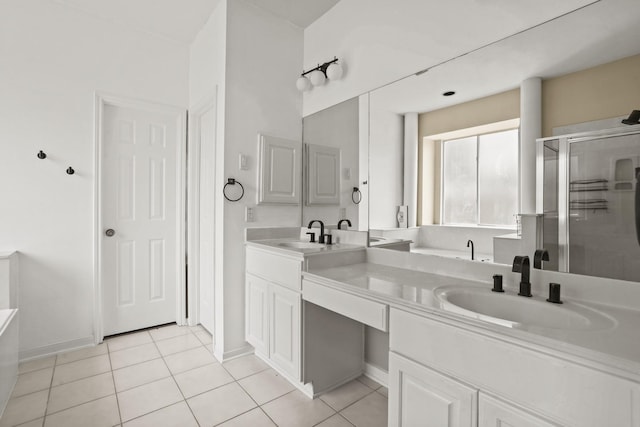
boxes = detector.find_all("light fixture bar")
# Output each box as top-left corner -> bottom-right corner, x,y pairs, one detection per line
300,57 -> 339,78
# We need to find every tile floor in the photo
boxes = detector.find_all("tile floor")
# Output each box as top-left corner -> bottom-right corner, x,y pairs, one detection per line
0,324 -> 388,427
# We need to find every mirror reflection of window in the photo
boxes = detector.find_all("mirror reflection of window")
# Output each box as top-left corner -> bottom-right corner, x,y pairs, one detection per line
442,128 -> 519,227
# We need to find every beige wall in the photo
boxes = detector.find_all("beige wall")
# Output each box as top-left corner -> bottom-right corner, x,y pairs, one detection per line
542,54 -> 640,137
417,89 -> 521,224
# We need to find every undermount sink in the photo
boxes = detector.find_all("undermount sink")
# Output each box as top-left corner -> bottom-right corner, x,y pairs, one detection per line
434,286 -> 615,331
277,241 -> 324,249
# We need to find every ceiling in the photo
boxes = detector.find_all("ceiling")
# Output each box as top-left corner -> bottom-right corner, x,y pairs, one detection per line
370,0 -> 640,114
52,0 -> 340,44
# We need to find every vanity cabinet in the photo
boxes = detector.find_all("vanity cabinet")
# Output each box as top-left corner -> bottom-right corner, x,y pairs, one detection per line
245,246 -> 303,381
389,307 -> 640,427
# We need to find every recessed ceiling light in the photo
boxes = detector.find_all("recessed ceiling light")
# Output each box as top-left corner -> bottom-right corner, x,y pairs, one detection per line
443,91 -> 456,96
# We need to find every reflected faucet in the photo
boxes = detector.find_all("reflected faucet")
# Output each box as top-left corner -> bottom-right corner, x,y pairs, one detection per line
337,219 -> 352,230
466,240 -> 474,260
533,249 -> 549,269
512,256 -> 532,297
308,220 -> 326,244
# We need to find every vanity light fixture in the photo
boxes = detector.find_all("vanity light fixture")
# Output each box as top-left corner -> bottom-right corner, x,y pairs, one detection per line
296,57 -> 343,92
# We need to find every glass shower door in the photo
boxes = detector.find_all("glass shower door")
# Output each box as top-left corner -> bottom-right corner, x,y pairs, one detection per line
568,133 -> 640,281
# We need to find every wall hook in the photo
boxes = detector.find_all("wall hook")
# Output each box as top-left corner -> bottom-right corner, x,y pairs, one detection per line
66,167 -> 75,175
37,150 -> 47,159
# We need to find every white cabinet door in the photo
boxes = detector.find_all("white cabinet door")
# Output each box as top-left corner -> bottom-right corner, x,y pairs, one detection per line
258,134 -> 301,204
389,352 -> 477,427
246,274 -> 269,356
306,143 -> 340,205
269,283 -> 300,380
479,393 -> 560,427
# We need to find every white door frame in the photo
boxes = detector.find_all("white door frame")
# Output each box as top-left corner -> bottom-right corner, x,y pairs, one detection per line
186,91 -> 217,328
93,92 -> 187,343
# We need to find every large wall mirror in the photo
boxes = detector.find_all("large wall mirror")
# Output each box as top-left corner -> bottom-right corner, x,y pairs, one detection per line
300,0 -> 640,282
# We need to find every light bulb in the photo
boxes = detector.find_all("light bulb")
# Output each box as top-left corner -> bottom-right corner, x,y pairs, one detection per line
296,76 -> 311,92
326,62 -> 343,80
309,70 -> 326,86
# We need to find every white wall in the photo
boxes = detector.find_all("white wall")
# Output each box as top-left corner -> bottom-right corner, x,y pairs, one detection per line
369,100 -> 404,229
188,1 -> 228,357
219,0 -> 303,358
0,0 -> 189,358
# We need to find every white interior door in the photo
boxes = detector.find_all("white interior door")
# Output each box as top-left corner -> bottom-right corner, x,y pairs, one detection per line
198,104 -> 216,333
101,103 -> 181,336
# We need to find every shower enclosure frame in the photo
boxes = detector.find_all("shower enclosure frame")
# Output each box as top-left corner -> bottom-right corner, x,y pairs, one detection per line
536,125 -> 640,274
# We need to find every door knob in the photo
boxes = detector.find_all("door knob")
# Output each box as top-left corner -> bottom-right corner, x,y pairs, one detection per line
105,229 -> 115,237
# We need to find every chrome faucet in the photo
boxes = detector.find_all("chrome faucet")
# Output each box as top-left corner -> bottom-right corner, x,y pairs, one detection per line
337,219 -> 352,230
512,256 -> 532,297
533,249 -> 549,269
466,239 -> 474,260
307,220 -> 326,244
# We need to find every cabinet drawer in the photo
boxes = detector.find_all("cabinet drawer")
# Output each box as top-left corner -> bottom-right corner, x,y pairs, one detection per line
246,247 -> 302,291
303,279 -> 388,331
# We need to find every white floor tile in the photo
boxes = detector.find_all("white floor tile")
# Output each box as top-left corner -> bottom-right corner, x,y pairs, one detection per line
320,380 -> 374,412
112,359 -> 171,392
117,377 -> 183,422
376,386 -> 388,398
261,390 -> 335,427
110,343 -> 161,370
122,401 -> 197,427
356,375 -> 382,390
316,414 -> 355,427
148,324 -> 189,342
222,354 -> 269,380
193,330 -> 212,345
218,408 -> 276,427
154,333 -> 202,357
187,382 -> 256,426
0,390 -> 48,427
43,395 -> 120,427
340,391 -> 388,427
163,346 -> 216,375
14,418 -> 44,427
56,344 -> 108,365
18,357 -> 56,375
52,354 -> 111,386
11,368 -> 53,398
47,372 -> 115,414
106,331 -> 153,353
238,369 -> 296,405
173,363 -> 234,398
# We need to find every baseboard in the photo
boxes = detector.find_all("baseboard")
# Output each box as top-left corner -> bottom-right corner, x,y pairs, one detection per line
212,343 -> 253,363
364,362 -> 388,388
19,336 -> 95,362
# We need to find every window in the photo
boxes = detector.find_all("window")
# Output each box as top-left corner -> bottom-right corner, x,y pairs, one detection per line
442,129 -> 518,227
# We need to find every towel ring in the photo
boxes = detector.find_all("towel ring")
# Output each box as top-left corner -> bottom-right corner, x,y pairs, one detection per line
352,187 -> 362,204
223,178 -> 244,202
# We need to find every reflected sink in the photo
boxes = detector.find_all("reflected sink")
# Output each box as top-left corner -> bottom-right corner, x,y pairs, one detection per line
434,286 -> 615,331
278,241 -> 324,249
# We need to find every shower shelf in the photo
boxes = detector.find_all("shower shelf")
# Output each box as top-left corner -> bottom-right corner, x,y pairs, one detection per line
569,188 -> 608,192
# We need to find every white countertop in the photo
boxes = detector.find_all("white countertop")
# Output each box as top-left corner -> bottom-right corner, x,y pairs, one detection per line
246,239 -> 364,258
303,261 -> 640,380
